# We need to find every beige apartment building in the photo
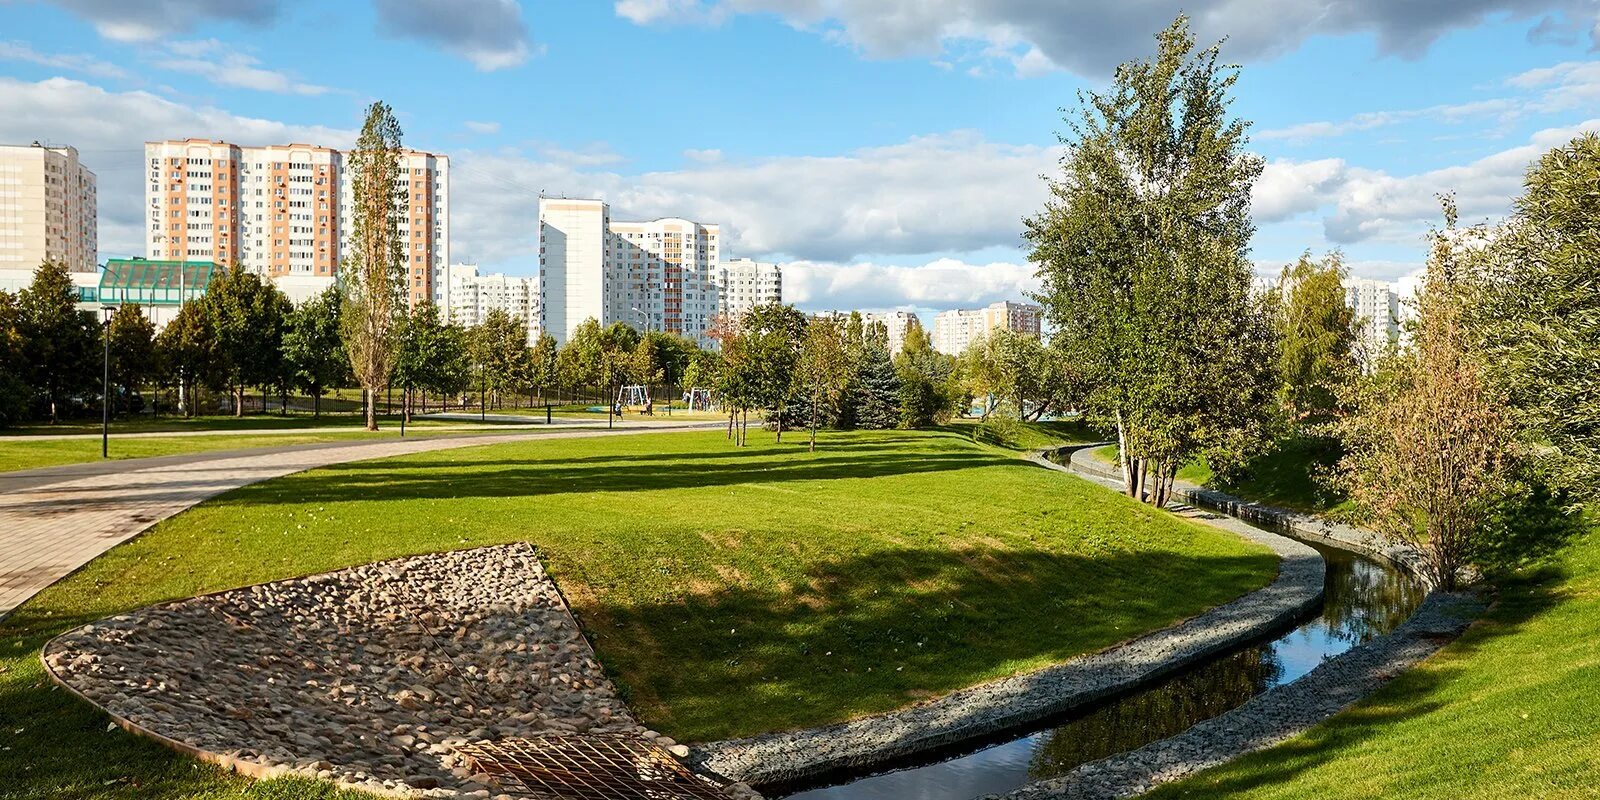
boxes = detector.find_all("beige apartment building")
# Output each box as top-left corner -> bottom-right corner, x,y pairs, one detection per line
932,300 -> 1043,355
0,142 -> 97,273
144,139 -> 449,308
715,257 -> 782,322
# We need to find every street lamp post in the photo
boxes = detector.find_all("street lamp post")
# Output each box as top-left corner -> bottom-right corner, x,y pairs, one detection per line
101,305 -> 115,459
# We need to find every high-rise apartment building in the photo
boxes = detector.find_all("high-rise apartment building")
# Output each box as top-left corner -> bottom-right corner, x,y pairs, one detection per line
716,257 -> 782,322
538,198 -> 609,344
0,143 -> 97,273
863,310 -> 919,354
538,197 -> 723,345
144,139 -> 449,307
932,301 -> 1042,355
1343,277 -> 1401,369
447,263 -> 541,344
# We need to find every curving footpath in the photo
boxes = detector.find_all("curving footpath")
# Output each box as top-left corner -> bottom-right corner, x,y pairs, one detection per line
692,454 -> 1326,789
0,421 -> 719,621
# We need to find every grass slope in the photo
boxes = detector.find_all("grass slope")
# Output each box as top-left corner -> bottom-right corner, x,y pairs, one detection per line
1092,437 -> 1350,515
0,427 -> 1274,799
0,429 -> 499,474
1147,528 -> 1600,800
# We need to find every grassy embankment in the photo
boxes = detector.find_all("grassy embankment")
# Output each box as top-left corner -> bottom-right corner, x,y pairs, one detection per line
0,426 -> 1276,799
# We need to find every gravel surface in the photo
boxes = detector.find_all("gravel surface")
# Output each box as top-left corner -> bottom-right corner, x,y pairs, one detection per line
42,544 -> 740,799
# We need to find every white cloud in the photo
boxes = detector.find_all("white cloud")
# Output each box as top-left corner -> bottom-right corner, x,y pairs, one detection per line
0,77 -> 353,259
616,0 -> 1598,78
1258,98 -> 1522,142
1244,117 -> 1600,246
683,148 -> 723,163
464,120 -> 501,135
785,257 -> 1039,312
614,0 -> 721,24
153,40 -> 333,95
0,40 -> 128,80
1253,158 -> 1349,221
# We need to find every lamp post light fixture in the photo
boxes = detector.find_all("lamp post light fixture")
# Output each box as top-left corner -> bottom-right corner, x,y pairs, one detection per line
100,305 -> 115,459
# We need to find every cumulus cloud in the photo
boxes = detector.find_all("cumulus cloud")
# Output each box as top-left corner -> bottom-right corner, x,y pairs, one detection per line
784,258 -> 1040,312
0,77 -> 354,259
45,0 -> 280,42
617,0 -> 1598,77
0,40 -> 128,80
1252,118 -> 1600,244
372,0 -> 535,71
153,39 -> 333,95
614,0 -> 722,24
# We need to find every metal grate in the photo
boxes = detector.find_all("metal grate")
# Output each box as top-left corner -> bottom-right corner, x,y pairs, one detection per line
457,735 -> 731,800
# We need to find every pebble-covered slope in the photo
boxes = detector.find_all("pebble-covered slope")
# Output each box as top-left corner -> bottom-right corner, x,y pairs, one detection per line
41,544 -> 702,799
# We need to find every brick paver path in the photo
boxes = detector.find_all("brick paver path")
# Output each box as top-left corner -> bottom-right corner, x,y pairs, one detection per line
0,423 -> 717,620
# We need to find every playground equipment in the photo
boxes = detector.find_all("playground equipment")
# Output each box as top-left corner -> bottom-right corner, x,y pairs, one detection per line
684,387 -> 717,411
616,384 -> 653,413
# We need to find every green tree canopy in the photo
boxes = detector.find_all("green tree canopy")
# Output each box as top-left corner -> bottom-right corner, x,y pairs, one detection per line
1274,251 -> 1358,428
18,260 -> 98,422
282,286 -> 348,416
155,300 -> 214,417
204,264 -> 289,416
1466,133 -> 1600,499
1026,15 -> 1275,505
341,100 -> 407,430
0,290 -> 29,426
106,304 -> 158,413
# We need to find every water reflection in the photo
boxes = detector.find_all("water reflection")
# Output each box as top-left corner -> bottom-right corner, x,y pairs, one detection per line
779,540 -> 1424,800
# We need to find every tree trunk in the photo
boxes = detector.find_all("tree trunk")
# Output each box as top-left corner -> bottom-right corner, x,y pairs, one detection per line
314,391 -> 321,418
1133,458 -> 1148,503
727,411 -> 735,440
810,398 -> 818,452
1116,408 -> 1132,494
365,387 -> 378,431
234,385 -> 244,418
775,406 -> 783,443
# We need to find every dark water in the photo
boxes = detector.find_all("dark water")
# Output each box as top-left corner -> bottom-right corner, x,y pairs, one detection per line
778,539 -> 1425,800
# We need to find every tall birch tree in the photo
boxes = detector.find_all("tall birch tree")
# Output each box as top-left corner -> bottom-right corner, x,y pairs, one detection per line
1027,15 -> 1274,506
341,102 -> 406,431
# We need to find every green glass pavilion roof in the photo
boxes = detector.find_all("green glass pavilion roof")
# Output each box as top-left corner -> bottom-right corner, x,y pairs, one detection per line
98,258 -> 216,306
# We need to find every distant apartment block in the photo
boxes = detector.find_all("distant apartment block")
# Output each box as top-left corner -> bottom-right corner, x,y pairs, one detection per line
932,301 -> 1042,355
0,142 -> 97,273
716,257 -> 782,321
1343,277 -> 1401,369
448,263 -> 541,344
863,310 -> 919,354
144,139 -> 450,308
538,197 -> 722,345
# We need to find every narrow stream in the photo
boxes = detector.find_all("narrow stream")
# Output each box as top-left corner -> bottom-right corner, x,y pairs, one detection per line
777,532 -> 1426,800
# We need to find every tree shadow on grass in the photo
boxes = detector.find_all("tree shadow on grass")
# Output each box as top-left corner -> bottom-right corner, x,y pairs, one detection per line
567,544 -> 1281,744
1139,564 -> 1572,799
216,447 -> 1022,509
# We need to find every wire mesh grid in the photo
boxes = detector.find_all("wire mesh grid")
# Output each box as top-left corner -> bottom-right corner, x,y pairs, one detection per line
457,735 -> 731,800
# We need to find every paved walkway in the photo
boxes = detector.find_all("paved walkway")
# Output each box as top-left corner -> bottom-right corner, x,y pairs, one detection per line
0,422 -> 718,621
0,415 -> 656,441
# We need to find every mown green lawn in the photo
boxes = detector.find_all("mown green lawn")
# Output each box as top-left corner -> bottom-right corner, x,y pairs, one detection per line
0,427 -> 1276,800
0,429 -> 506,474
1147,526 -> 1600,800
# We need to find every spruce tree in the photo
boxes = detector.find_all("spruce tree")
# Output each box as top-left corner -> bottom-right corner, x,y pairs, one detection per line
855,342 -> 902,430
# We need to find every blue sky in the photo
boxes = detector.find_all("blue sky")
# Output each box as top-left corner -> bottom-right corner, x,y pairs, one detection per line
2,0 -> 1598,314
